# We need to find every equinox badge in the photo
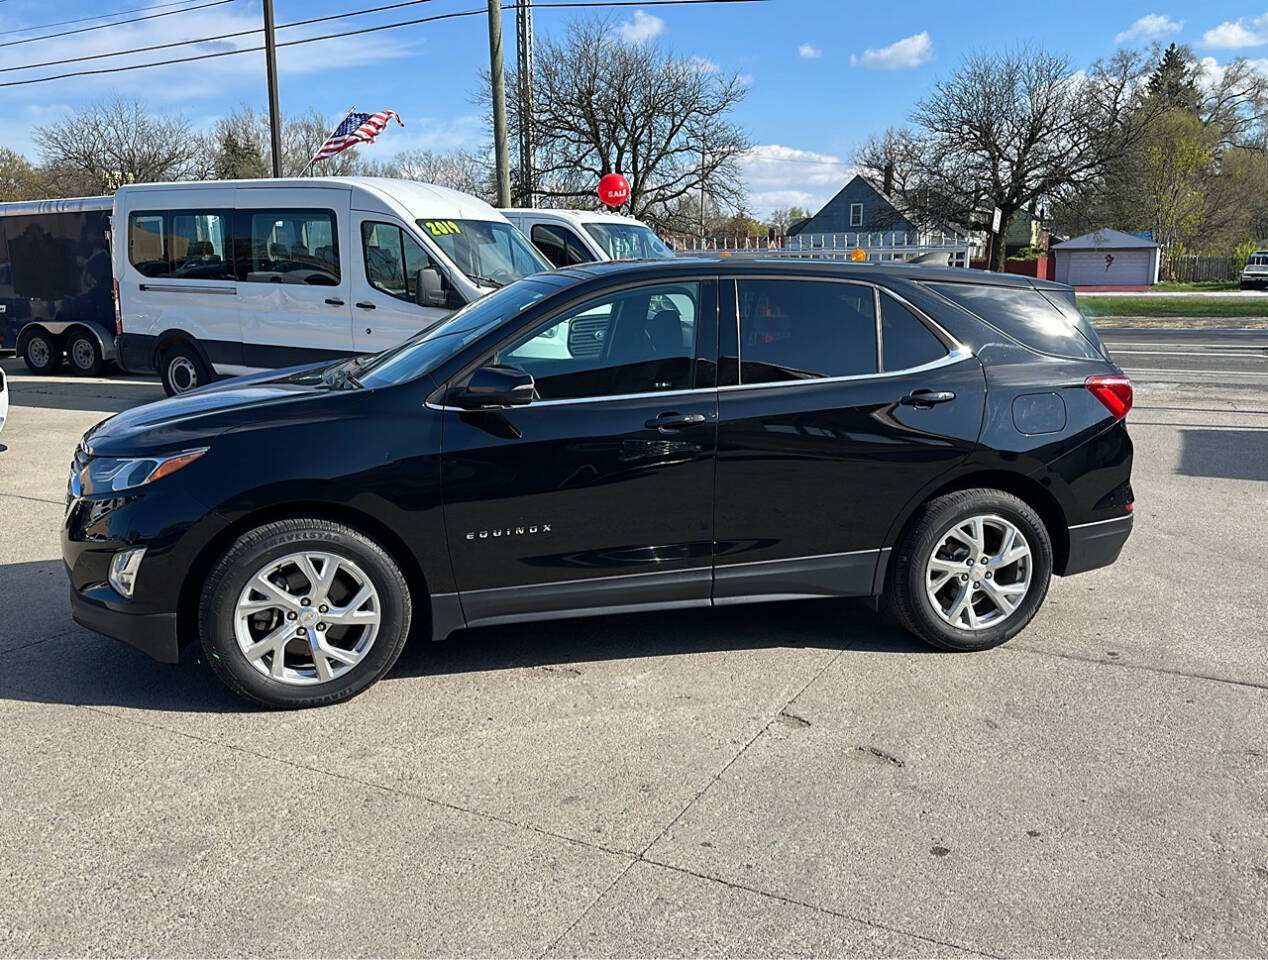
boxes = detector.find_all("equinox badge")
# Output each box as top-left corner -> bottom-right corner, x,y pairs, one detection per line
466,523 -> 552,540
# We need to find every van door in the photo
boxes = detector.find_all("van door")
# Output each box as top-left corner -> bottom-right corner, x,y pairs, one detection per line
350,216 -> 455,353
525,220 -> 596,267
233,186 -> 353,368
117,186 -> 240,372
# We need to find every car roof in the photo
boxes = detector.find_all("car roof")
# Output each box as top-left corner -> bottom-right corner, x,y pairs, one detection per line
545,256 -> 1073,292
0,195 -> 113,216
501,208 -> 646,226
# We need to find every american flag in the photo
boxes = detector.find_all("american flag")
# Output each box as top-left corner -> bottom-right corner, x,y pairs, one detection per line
310,109 -> 404,164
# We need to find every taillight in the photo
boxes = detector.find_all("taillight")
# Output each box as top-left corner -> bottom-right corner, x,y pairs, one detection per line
1086,374 -> 1133,420
112,278 -> 123,336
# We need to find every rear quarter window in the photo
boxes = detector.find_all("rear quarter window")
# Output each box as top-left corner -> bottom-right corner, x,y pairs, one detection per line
922,281 -> 1103,361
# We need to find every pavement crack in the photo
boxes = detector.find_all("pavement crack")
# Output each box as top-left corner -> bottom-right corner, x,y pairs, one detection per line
1006,643 -> 1268,692
0,492 -> 64,506
540,858 -> 639,959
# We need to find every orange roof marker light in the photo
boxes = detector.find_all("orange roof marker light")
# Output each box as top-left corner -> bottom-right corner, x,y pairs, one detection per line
850,248 -> 867,262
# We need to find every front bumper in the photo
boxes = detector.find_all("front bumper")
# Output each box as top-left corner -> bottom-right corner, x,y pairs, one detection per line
1063,513 -> 1133,576
70,581 -> 180,662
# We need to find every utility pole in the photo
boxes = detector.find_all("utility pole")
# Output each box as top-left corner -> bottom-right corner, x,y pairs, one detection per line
514,0 -> 535,207
262,0 -> 284,178
698,141 -> 706,239
487,0 -> 512,208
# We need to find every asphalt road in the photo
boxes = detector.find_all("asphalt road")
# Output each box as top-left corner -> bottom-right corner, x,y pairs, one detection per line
1,330 -> 1266,958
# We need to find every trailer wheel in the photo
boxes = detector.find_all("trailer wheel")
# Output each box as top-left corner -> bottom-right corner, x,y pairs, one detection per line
67,330 -> 105,377
23,329 -> 62,375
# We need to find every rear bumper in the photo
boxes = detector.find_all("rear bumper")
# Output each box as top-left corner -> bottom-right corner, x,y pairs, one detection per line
1062,514 -> 1133,576
70,583 -> 181,663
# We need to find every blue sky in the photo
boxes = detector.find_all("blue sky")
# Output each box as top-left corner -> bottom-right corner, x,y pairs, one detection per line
2,0 -> 1265,216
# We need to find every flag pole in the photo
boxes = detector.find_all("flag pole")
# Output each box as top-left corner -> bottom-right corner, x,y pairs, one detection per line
308,106 -> 356,177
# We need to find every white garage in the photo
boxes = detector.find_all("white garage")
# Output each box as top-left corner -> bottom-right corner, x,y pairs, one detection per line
1053,229 -> 1160,289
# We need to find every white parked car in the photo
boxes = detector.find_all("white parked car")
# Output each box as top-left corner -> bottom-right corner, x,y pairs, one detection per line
1240,251 -> 1268,290
499,208 -> 674,267
113,177 -> 552,395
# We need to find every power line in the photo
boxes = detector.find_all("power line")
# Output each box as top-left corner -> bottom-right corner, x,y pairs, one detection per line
0,0 -> 213,39
0,0 -> 766,88
0,0 -> 238,50
1,0 -> 437,75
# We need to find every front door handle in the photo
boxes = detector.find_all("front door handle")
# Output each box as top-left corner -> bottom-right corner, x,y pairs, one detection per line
355,301 -> 376,310
900,389 -> 956,408
324,297 -> 345,306
645,412 -> 706,432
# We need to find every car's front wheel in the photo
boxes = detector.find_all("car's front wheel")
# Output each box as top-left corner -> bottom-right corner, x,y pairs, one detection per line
199,519 -> 413,708
886,488 -> 1053,651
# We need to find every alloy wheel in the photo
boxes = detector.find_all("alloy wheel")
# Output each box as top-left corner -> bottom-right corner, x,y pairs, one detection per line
234,550 -> 382,685
925,514 -> 1032,631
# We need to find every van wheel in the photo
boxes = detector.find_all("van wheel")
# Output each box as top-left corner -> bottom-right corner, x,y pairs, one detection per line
23,330 -> 62,375
199,519 -> 413,709
159,344 -> 209,395
886,489 -> 1053,652
67,331 -> 105,377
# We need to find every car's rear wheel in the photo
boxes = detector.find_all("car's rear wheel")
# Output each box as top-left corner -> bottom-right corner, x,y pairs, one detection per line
23,330 -> 62,375
159,344 -> 209,396
886,488 -> 1053,651
199,519 -> 412,708
67,331 -> 105,377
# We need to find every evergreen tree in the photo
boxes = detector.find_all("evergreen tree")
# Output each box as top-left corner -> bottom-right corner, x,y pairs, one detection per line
1147,44 -> 1199,112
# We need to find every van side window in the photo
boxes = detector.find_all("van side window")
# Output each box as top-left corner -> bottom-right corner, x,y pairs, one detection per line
128,210 -> 232,280
241,210 -> 339,286
737,279 -> 877,383
361,221 -> 442,304
530,224 -> 591,268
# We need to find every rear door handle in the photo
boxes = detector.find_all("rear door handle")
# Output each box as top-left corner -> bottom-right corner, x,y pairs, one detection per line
645,412 -> 706,432
355,301 -> 376,310
324,297 -> 345,306
900,389 -> 956,407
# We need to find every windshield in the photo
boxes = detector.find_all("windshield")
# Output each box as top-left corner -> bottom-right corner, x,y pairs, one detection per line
582,222 -> 674,260
418,218 -> 550,287
355,278 -> 555,389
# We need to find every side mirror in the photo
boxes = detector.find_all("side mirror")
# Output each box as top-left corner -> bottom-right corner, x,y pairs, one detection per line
417,266 -> 447,308
456,364 -> 534,408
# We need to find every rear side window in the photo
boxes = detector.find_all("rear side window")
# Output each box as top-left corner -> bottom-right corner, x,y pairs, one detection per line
241,209 -> 339,286
880,293 -> 946,370
737,279 -> 877,383
923,281 -> 1101,360
128,210 -> 232,280
531,224 -> 591,268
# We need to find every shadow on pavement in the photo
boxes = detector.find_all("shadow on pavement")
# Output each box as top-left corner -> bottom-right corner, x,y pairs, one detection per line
0,578 -> 930,714
5,378 -> 164,415
1177,428 -> 1268,482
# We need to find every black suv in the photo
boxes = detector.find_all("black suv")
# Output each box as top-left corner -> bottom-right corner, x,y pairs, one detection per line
64,259 -> 1134,708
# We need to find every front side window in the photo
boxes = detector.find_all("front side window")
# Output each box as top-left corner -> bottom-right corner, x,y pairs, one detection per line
497,282 -> 699,401
531,224 -> 592,268
128,210 -> 232,280
418,218 -> 549,287
581,222 -> 674,260
737,279 -> 877,384
362,221 -> 442,303
242,209 -> 339,285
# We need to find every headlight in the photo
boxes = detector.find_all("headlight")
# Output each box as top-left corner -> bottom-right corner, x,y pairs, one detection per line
80,447 -> 208,494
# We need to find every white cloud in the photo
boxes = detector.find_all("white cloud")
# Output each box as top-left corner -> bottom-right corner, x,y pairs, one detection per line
687,55 -> 720,74
1115,13 -> 1183,44
1202,13 -> 1268,49
739,144 -> 851,218
798,43 -> 822,60
617,9 -> 665,45
849,32 -> 933,70
1197,54 -> 1268,90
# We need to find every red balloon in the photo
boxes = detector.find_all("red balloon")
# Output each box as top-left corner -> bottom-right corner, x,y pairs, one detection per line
597,173 -> 630,208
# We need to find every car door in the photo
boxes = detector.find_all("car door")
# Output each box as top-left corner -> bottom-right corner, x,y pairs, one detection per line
714,276 -> 985,601
233,186 -> 353,366
352,217 -> 456,352
527,221 -> 596,268
441,278 -> 719,627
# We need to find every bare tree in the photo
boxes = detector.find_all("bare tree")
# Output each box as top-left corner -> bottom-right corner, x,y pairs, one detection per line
0,147 -> 45,201
388,149 -> 490,197
494,16 -> 751,231
892,48 -> 1155,269
34,97 -> 200,195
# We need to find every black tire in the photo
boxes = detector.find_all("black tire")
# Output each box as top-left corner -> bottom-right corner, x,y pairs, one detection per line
22,329 -> 62,375
66,331 -> 105,377
886,488 -> 1053,652
199,519 -> 413,709
159,343 -> 210,396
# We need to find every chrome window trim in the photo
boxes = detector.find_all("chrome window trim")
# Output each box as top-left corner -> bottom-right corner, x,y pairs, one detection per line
1068,514 -> 1134,530
717,346 -> 973,394
715,547 -> 880,570
424,385 -> 715,413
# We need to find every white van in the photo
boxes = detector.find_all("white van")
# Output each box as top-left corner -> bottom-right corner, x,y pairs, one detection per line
499,208 -> 674,267
114,177 -> 551,394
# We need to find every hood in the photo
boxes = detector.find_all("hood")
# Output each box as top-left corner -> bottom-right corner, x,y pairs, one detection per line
84,361 -> 344,456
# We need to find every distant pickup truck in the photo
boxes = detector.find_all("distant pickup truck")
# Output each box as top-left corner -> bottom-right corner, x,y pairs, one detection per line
1241,250 -> 1268,290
